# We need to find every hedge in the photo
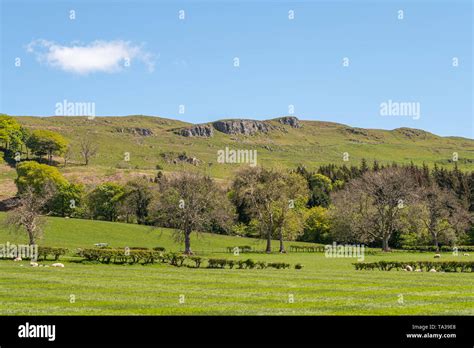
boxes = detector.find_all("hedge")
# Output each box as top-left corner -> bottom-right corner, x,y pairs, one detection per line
38,247 -> 68,261
289,245 -> 325,253
353,261 -> 474,272
402,246 -> 474,252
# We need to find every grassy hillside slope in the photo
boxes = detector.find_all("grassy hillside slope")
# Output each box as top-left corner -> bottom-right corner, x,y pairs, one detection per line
12,115 -> 474,180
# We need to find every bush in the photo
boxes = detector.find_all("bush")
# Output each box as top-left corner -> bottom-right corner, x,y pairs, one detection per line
77,248 -> 162,265
189,256 -> 203,268
353,261 -> 474,272
153,247 -> 166,252
207,258 -> 227,269
267,262 -> 290,269
256,261 -> 267,269
38,247 -> 68,261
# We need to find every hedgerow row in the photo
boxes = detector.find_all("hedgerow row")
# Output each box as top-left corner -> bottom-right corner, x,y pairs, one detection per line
353,261 -> 474,272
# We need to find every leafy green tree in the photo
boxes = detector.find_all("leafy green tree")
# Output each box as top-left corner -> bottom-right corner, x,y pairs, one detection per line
26,129 -> 68,165
48,182 -> 85,217
300,206 -> 331,243
308,173 -> 333,207
232,167 -> 308,253
122,178 -> 154,224
0,115 -> 25,152
15,161 -> 68,194
87,183 -> 125,221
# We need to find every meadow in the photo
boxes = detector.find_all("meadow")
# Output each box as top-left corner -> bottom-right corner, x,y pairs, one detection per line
0,213 -> 472,316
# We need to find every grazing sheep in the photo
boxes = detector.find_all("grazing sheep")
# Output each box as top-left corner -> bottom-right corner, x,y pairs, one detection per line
401,268 -> 407,272
405,265 -> 413,272
434,254 -> 441,258
415,269 -> 422,272
429,268 -> 437,273
30,262 -> 38,267
51,263 -> 65,268
463,253 -> 470,256
13,256 -> 22,262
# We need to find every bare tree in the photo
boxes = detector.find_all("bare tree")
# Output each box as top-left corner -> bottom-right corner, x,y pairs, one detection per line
4,186 -> 54,245
80,137 -> 98,166
331,167 -> 418,251
152,172 -> 234,254
63,144 -> 73,167
419,184 -> 470,250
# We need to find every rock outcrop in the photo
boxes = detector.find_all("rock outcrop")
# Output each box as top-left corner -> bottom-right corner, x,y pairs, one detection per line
174,124 -> 214,137
114,127 -> 153,136
212,120 -> 274,135
277,116 -> 301,128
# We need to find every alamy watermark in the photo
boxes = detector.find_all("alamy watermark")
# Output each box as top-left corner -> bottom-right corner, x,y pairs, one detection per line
55,99 -> 96,119
0,242 -> 38,261
325,242 -> 365,261
217,147 -> 257,167
380,99 -> 420,120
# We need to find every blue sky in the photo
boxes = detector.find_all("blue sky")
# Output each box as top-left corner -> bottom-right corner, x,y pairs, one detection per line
1,0 -> 472,138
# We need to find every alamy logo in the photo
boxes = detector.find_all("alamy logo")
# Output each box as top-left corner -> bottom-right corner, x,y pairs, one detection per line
0,242 -> 38,261
379,99 -> 420,120
55,99 -> 96,118
324,242 -> 365,261
18,322 -> 56,341
217,147 -> 257,167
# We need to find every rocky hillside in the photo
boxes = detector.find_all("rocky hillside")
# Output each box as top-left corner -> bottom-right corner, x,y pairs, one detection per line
6,115 -> 474,180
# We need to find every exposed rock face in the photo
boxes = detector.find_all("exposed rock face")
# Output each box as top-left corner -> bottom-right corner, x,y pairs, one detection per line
278,116 -> 301,128
212,120 -> 273,135
114,127 -> 153,136
174,124 -> 214,137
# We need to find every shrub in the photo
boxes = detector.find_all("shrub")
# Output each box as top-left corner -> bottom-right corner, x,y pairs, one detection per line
153,247 -> 166,252
289,245 -> 325,253
353,261 -> 474,272
244,259 -> 255,269
267,262 -> 291,269
226,260 -> 235,269
207,258 -> 227,269
189,256 -> 203,268
256,261 -> 267,269
38,247 -> 68,261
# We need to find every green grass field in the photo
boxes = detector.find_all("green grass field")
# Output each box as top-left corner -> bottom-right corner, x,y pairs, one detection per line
0,213 -> 472,315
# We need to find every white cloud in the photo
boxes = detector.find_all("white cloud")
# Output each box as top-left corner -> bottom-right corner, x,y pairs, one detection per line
26,39 -> 155,74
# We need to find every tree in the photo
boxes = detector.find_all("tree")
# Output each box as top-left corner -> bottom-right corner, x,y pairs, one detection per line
308,173 -> 332,207
272,173 -> 308,252
26,129 -> 68,165
80,137 -> 98,166
330,167 -> 418,251
232,167 -> 308,253
5,185 -> 54,245
418,184 -> 470,250
122,177 -> 154,224
63,144 -> 74,167
0,114 -> 25,152
300,206 -> 331,243
87,183 -> 125,221
15,161 -> 68,194
152,172 -> 234,254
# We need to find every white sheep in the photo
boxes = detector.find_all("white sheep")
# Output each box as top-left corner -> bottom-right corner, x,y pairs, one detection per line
30,262 -> 38,267
13,256 -> 22,262
434,254 -> 441,258
415,269 -> 422,272
429,268 -> 437,273
51,263 -> 65,268
405,265 -> 413,272
463,253 -> 470,256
